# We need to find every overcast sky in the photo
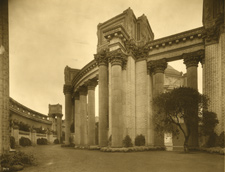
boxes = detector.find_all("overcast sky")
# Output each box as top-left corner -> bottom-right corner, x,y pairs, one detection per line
8,0 -> 203,115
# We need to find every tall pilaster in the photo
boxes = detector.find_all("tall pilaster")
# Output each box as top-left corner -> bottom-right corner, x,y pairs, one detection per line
183,50 -> 204,147
79,86 -> 88,146
56,114 -> 63,140
148,59 -> 167,146
0,0 -> 9,154
108,49 -> 127,147
74,92 -> 81,146
87,80 -> 98,146
63,85 -> 73,145
94,50 -> 108,147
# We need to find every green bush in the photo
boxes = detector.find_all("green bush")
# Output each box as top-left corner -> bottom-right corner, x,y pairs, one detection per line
54,138 -> 60,144
37,138 -> 47,145
10,136 -> 16,149
123,135 -> 133,147
0,151 -> 35,169
19,137 -> 31,147
135,134 -> 145,146
216,132 -> 224,148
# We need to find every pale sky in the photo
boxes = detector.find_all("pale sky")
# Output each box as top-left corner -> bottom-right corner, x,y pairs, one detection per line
8,0 -> 203,115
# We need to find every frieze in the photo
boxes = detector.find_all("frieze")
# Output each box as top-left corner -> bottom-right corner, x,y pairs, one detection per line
183,49 -> 205,68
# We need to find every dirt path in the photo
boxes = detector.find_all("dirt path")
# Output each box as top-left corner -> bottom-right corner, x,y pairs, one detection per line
19,145 -> 224,172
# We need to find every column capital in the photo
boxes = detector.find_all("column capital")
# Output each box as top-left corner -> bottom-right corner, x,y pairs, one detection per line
147,59 -> 167,74
86,79 -> 98,90
63,84 -> 72,95
78,85 -> 87,95
183,50 -> 204,68
108,49 -> 128,68
94,49 -> 109,66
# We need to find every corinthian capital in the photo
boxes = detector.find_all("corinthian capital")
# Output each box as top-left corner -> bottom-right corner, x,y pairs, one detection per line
183,50 -> 204,68
147,59 -> 167,74
94,49 -> 109,66
63,84 -> 72,95
108,49 -> 128,68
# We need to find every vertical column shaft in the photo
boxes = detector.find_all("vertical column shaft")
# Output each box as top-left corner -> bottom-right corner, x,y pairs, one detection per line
87,84 -> 96,146
64,92 -> 72,145
57,115 -> 62,140
111,64 -> 123,147
74,93 -> 81,146
79,87 -> 88,146
98,65 -> 108,147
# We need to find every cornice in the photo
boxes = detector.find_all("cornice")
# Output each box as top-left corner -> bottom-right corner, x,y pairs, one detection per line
103,25 -> 130,42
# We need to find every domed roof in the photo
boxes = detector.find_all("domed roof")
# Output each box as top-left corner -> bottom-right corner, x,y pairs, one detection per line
165,65 -> 183,76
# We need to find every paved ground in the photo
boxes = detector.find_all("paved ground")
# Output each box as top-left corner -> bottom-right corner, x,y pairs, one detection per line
19,145 -> 224,172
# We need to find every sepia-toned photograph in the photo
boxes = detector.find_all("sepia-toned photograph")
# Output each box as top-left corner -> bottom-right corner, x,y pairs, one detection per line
0,0 -> 224,171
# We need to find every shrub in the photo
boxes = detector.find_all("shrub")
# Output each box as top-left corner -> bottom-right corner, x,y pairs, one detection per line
19,137 -> 31,147
37,138 -> 47,145
207,132 -> 225,148
216,132 -> 224,148
54,139 -> 60,144
123,135 -> 133,147
0,151 -> 35,169
135,134 -> 145,146
10,136 -> 16,149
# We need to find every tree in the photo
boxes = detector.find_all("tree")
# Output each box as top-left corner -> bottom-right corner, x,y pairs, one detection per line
153,87 -> 212,152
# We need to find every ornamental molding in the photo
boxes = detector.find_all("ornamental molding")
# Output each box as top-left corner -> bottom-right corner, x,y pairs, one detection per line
63,84 -> 72,95
108,49 -> 128,68
78,85 -> 87,95
147,58 -> 167,74
183,49 -> 205,68
103,25 -> 130,42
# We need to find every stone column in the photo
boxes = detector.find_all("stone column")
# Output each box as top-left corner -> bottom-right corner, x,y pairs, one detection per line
94,50 -> 108,147
74,92 -> 81,146
148,59 -> 167,146
57,114 -> 63,140
63,85 -> 73,145
183,50 -> 204,147
109,49 -> 127,148
0,0 -> 10,154
87,80 -> 98,146
79,86 -> 88,147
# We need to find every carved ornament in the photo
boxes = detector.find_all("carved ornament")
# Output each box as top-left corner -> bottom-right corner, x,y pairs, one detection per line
183,50 -> 205,68
63,84 -> 72,95
94,49 -> 109,66
108,49 -> 128,68
147,58 -> 167,74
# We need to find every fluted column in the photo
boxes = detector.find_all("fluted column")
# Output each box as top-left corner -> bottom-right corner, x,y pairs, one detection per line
94,50 -> 108,147
109,49 -> 127,147
56,114 -> 63,140
148,59 -> 167,146
87,80 -> 98,146
79,86 -> 88,146
63,85 -> 73,145
74,92 -> 81,146
183,50 -> 204,147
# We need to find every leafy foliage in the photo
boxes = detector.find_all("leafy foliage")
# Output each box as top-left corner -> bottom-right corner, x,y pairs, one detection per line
0,151 -> 35,168
19,137 -> 32,147
123,135 -> 133,147
37,138 -> 48,145
135,134 -> 145,146
153,87 -> 209,152
207,132 -> 224,148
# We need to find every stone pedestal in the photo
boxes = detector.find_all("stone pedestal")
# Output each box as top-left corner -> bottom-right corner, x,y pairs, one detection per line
79,86 -> 88,146
63,85 -> 73,145
87,81 -> 97,146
